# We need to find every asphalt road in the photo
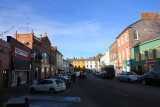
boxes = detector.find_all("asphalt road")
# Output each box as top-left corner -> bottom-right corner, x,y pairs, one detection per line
29,73 -> 160,107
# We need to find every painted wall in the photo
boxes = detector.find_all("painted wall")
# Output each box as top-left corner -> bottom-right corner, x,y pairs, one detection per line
131,39 -> 160,74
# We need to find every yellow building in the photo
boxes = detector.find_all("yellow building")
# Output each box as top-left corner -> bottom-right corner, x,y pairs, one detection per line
73,59 -> 85,71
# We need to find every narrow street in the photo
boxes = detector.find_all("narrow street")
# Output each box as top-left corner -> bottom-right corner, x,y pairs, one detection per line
29,73 -> 160,107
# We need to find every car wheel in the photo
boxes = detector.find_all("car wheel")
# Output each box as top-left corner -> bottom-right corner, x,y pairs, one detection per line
30,88 -> 35,94
128,78 -> 132,83
49,88 -> 55,94
142,80 -> 147,85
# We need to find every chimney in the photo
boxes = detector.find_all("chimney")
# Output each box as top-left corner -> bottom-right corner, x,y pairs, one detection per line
40,34 -> 42,38
14,31 -> 18,39
44,32 -> 47,37
140,12 -> 159,20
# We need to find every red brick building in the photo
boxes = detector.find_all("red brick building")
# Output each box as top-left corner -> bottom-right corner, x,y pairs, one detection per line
7,36 -> 31,86
0,39 -> 11,90
14,30 -> 57,82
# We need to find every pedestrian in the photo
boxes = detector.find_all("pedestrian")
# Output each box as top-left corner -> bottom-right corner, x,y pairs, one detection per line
71,73 -> 76,83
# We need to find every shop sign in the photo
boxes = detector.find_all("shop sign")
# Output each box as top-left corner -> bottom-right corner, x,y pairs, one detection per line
15,47 -> 28,57
148,60 -> 156,63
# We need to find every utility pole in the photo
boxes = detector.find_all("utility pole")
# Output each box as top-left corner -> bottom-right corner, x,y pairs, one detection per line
27,17 -> 29,33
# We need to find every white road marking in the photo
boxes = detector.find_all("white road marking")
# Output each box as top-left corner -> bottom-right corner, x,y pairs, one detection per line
113,90 -> 130,97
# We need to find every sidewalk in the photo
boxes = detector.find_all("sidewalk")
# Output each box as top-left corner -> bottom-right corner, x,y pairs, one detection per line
0,84 -> 29,107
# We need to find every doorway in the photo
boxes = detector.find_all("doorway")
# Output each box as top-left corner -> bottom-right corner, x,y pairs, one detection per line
3,70 -> 8,88
137,65 -> 143,74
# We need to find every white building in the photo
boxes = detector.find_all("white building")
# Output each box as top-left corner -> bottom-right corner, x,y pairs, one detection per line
100,51 -> 110,67
85,58 -> 99,72
56,50 -> 63,73
63,59 -> 70,73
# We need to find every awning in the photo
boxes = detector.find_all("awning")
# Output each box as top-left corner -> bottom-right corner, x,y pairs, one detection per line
12,56 -> 31,71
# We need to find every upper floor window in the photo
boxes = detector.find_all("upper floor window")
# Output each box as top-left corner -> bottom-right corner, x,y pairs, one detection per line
42,52 -> 49,64
118,39 -> 120,47
148,48 -> 153,59
126,47 -> 129,60
135,51 -> 139,61
34,49 -> 40,62
122,50 -> 125,60
119,52 -> 121,63
75,62 -> 76,64
156,46 -> 160,58
125,32 -> 128,42
122,37 -> 124,45
134,30 -> 138,40
78,62 -> 80,64
141,50 -> 145,60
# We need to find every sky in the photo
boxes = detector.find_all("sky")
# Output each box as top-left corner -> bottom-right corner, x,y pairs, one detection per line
0,0 -> 160,59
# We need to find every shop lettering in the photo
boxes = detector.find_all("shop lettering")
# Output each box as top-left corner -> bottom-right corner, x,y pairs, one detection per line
15,47 -> 28,57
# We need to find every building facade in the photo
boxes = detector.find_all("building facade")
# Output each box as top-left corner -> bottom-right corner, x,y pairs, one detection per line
109,41 -> 118,75
56,50 -> 64,74
100,51 -> 110,69
14,31 -> 57,82
116,12 -> 160,73
0,39 -> 11,90
73,58 -> 85,71
85,58 -> 99,72
7,36 -> 31,86
63,59 -> 70,73
131,33 -> 160,74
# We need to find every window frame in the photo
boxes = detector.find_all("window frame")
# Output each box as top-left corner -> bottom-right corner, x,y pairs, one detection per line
148,48 -> 153,59
156,46 -> 160,58
125,32 -> 128,42
141,50 -> 145,60
122,37 -> 124,45
134,30 -> 138,40
135,51 -> 139,61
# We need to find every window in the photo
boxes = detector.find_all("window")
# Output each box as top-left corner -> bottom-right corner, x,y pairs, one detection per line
119,52 -> 121,63
134,30 -> 138,40
126,47 -> 129,60
141,50 -> 145,60
156,46 -> 160,58
122,37 -> 124,45
78,62 -> 80,64
148,48 -> 153,59
135,51 -> 139,61
125,32 -> 128,42
87,65 -> 88,68
42,52 -> 49,64
122,50 -> 125,60
90,65 -> 92,68
118,39 -> 120,47
75,62 -> 76,64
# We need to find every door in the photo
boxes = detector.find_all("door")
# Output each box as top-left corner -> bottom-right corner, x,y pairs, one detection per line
3,70 -> 8,88
137,65 -> 143,74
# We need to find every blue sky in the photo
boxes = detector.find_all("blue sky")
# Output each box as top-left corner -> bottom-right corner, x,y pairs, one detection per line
0,0 -> 160,59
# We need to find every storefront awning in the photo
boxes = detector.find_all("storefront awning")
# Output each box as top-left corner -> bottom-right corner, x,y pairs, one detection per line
12,56 -> 31,71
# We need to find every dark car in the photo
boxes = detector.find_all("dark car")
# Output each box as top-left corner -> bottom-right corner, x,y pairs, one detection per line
100,65 -> 115,79
79,71 -> 87,79
142,72 -> 160,85
56,76 -> 71,86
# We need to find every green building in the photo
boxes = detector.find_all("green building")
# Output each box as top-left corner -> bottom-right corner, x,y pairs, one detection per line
131,33 -> 160,74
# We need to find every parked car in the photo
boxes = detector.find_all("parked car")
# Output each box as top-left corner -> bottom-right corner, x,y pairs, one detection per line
79,71 -> 87,79
95,71 -> 101,77
100,65 -> 115,79
142,72 -> 160,85
117,72 -> 142,82
29,79 -> 66,94
56,76 -> 71,86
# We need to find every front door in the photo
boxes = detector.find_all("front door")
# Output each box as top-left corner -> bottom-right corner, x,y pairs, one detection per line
137,65 -> 143,74
3,70 -> 8,88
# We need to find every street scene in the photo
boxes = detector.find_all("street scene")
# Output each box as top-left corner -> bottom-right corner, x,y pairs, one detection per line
0,0 -> 160,107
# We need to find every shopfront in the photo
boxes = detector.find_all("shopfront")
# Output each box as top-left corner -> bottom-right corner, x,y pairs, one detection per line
7,36 -> 31,86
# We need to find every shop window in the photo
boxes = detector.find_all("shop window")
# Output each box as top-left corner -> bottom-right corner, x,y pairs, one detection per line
135,51 -> 139,61
156,46 -> 160,58
141,50 -> 145,60
148,49 -> 153,59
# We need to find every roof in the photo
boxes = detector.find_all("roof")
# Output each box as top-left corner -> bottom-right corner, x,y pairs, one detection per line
133,32 -> 160,47
115,20 -> 141,39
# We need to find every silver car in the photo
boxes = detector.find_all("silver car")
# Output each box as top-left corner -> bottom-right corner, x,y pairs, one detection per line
29,79 -> 66,94
117,72 -> 142,83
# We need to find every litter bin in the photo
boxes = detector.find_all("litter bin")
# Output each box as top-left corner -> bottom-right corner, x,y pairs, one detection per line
6,97 -> 29,107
